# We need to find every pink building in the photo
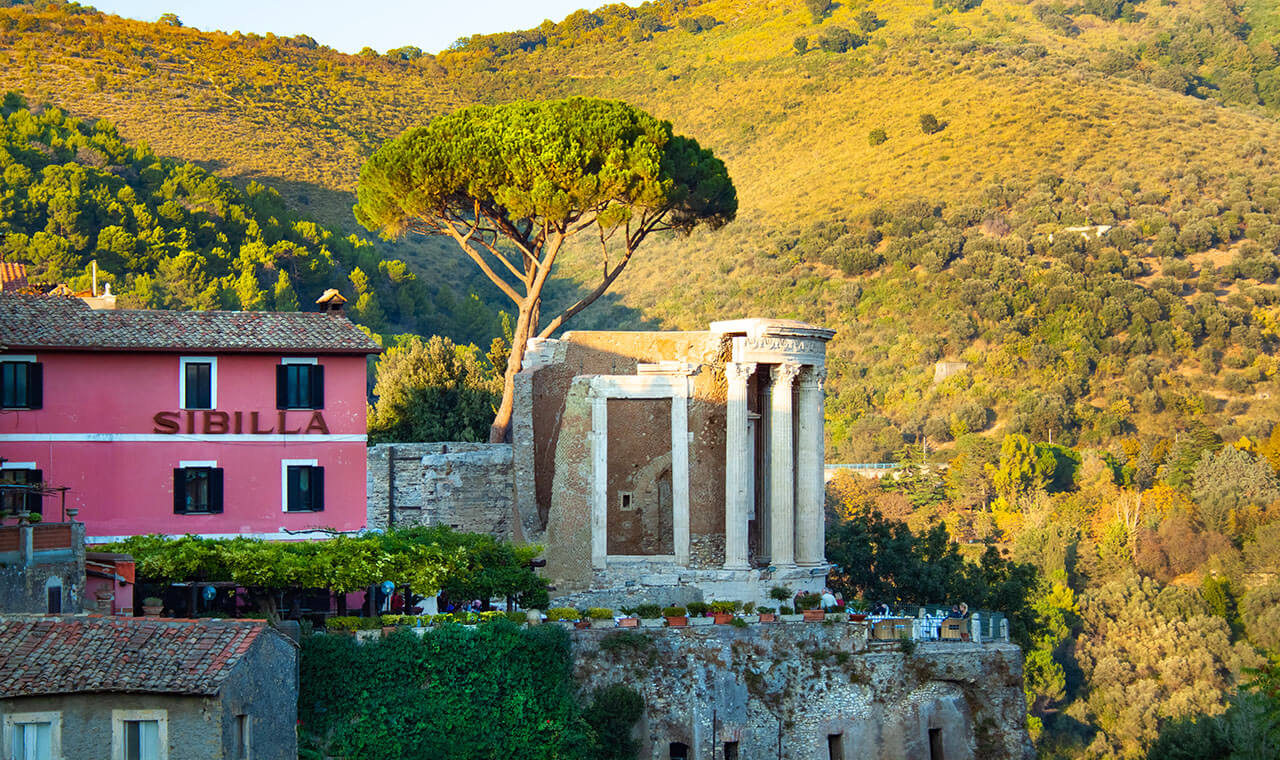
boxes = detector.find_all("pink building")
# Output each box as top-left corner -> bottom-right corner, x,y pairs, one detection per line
0,294 -> 380,543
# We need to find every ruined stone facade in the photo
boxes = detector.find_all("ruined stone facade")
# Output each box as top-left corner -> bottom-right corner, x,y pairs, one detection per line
366,443 -> 516,538
513,319 -> 835,605
572,625 -> 1034,760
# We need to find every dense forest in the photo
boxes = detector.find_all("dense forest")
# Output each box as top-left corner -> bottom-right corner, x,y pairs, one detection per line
0,93 -> 501,342
5,0 -> 1280,756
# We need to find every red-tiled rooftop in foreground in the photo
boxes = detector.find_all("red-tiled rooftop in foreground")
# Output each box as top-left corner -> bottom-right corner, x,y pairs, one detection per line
0,616 -> 277,697
0,293 -> 380,354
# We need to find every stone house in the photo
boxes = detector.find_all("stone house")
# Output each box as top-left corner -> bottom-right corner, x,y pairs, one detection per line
0,519 -> 85,615
0,616 -> 297,759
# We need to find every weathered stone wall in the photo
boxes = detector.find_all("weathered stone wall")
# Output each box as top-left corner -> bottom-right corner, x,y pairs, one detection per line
514,331 -> 730,539
366,443 -> 516,540
219,627 -> 299,760
544,380 -> 596,591
571,625 -> 1033,760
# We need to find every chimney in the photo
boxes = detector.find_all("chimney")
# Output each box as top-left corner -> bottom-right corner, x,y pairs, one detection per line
315,289 -> 347,315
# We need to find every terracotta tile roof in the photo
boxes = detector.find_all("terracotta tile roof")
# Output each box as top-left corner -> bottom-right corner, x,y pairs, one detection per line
0,293 -> 380,354
0,262 -> 28,291
0,616 -> 277,697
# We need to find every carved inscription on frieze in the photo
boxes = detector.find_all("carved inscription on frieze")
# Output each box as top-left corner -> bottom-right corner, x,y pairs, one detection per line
739,336 -> 825,360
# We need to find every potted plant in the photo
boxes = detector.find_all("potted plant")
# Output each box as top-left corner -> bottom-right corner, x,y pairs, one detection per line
546,607 -> 580,630
687,601 -> 713,626
637,604 -> 664,628
141,596 -> 163,616
326,616 -> 360,635
710,601 -> 737,624
663,605 -> 688,627
618,607 -> 640,628
587,607 -> 615,629
795,592 -> 824,622
355,616 -> 382,643
756,606 -> 776,623
779,605 -> 803,623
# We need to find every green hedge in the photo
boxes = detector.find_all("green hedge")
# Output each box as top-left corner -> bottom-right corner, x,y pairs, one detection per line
300,621 -> 599,759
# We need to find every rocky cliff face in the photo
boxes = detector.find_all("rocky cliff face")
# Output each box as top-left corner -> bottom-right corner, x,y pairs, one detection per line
571,623 -> 1033,760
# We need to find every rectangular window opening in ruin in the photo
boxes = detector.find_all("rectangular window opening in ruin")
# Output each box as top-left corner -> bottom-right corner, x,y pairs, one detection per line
929,728 -> 944,760
827,733 -> 844,760
724,741 -> 739,760
668,742 -> 689,760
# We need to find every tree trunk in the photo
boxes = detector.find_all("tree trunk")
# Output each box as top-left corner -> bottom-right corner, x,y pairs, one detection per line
489,297 -> 539,443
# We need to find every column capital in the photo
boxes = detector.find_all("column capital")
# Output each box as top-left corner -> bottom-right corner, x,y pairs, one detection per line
797,365 -> 827,389
726,361 -> 757,383
770,362 -> 802,385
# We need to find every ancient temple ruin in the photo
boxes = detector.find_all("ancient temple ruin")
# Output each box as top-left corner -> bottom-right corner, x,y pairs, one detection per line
510,318 -> 835,604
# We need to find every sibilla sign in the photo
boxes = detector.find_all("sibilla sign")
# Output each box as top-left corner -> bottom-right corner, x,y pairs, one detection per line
152,410 -> 330,435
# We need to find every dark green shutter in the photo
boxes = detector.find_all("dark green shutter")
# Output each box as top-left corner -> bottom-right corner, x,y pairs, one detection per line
174,469 -> 185,513
276,365 -> 289,409
209,468 -> 224,513
310,365 -> 324,409
26,363 -> 42,409
286,466 -> 301,511
26,469 -> 42,515
312,467 -> 324,512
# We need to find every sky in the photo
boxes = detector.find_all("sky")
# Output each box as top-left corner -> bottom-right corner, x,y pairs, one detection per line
87,1 -> 601,55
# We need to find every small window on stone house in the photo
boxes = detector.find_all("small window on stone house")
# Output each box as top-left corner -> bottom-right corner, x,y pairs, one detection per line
828,733 -> 844,760
234,714 -> 250,759
929,727 -> 944,760
46,580 -> 61,614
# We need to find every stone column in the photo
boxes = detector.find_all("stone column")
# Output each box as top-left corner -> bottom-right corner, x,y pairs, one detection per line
796,366 -> 827,567
590,392 -> 609,570
723,362 -> 756,570
768,362 -> 801,568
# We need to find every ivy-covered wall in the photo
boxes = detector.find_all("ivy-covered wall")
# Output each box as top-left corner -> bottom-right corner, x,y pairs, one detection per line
299,622 -> 601,760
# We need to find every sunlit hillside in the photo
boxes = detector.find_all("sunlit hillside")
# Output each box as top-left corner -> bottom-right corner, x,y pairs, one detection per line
3,0 -> 1280,455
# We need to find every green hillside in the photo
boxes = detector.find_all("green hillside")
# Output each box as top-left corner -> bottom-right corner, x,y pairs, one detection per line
3,0 -> 1280,454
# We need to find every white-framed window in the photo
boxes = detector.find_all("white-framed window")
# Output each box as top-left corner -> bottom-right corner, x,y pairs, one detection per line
0,462 -> 42,517
111,709 -> 167,760
0,354 -> 41,410
179,357 -> 217,410
3,711 -> 62,760
277,357 -> 323,410
281,459 -> 324,513
174,460 -> 223,515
